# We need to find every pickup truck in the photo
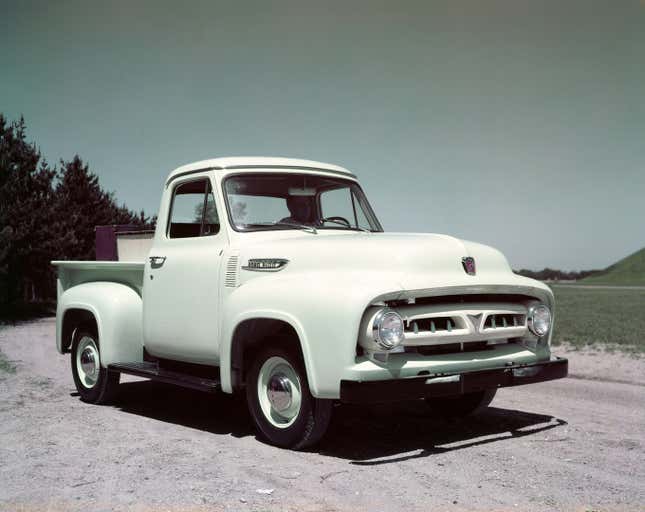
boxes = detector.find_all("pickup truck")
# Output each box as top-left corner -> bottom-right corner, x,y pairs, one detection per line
53,156 -> 567,449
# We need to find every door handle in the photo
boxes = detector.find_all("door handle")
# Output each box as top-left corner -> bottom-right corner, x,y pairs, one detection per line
149,256 -> 166,268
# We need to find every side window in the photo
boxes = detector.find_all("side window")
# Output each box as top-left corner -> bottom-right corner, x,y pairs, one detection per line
168,179 -> 220,238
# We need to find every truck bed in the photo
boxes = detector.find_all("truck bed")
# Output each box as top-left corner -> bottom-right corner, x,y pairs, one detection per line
52,261 -> 145,297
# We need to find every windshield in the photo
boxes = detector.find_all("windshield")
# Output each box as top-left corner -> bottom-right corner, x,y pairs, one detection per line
223,173 -> 382,232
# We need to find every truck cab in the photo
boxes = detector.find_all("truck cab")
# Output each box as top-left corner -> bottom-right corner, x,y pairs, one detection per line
53,157 -> 567,449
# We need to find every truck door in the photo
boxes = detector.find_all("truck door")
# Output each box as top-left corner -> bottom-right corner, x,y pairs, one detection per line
143,173 -> 226,364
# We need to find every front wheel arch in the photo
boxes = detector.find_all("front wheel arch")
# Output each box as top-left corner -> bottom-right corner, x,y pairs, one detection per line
229,317 -> 311,393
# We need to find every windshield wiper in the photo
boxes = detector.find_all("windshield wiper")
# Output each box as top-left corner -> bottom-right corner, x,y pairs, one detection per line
251,221 -> 317,234
322,219 -> 371,233
273,221 -> 318,234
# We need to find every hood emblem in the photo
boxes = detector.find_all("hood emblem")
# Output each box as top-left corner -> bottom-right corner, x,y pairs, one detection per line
462,256 -> 476,276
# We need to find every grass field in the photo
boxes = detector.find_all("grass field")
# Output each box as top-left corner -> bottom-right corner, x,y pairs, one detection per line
551,284 -> 645,353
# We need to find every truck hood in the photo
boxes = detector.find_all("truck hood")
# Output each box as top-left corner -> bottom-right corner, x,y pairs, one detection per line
236,232 -> 550,302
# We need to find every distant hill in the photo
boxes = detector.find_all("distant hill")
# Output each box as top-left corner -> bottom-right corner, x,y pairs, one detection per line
580,247 -> 645,286
515,268 -> 599,281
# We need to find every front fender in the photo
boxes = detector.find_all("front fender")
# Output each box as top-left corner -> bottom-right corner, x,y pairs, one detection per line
220,270 -> 404,397
220,308 -> 311,394
57,282 -> 143,366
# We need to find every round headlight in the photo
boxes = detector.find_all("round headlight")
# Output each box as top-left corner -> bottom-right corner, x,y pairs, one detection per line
373,310 -> 405,350
527,304 -> 552,337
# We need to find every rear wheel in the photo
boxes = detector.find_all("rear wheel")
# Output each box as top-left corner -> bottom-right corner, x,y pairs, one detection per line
425,389 -> 497,418
246,345 -> 332,449
71,328 -> 119,404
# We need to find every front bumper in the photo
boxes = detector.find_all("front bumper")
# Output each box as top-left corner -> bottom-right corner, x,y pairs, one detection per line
340,356 -> 568,404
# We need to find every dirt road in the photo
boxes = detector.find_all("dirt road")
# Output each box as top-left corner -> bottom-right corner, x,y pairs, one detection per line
1,318 -> 643,511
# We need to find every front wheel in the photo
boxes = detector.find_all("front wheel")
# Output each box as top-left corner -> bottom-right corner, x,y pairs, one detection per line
246,345 -> 332,449
71,329 -> 119,404
425,388 -> 497,418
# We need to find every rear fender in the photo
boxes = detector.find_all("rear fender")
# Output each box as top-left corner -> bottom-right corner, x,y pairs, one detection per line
57,282 -> 143,366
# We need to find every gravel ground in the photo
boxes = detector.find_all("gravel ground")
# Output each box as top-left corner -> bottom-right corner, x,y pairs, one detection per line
1,317 -> 644,511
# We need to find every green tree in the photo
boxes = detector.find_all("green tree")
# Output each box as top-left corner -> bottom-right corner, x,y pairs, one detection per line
194,201 -> 219,224
1,114 -> 154,316
54,156 -> 151,261
0,115 -> 61,305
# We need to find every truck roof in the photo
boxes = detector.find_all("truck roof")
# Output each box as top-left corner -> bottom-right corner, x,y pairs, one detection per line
166,156 -> 356,186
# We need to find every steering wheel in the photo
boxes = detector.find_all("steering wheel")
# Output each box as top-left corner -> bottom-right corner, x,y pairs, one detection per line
321,216 -> 352,228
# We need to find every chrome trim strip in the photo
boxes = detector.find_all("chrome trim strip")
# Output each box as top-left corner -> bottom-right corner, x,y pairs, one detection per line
425,375 -> 460,385
395,284 -> 552,304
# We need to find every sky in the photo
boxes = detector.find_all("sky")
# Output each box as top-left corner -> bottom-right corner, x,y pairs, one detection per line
1,0 -> 644,270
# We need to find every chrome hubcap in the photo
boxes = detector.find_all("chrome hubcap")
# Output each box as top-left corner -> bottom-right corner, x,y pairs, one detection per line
257,356 -> 302,429
76,336 -> 100,388
80,348 -> 97,377
267,374 -> 292,412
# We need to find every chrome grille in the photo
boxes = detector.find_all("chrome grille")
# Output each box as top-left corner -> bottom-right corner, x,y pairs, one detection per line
397,303 -> 528,345
406,316 -> 462,334
483,313 -> 525,330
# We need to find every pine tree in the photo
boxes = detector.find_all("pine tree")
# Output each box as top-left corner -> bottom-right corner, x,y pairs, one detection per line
0,114 -> 60,305
1,114 -> 154,315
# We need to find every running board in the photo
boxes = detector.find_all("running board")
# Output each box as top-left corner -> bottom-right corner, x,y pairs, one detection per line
108,362 -> 220,393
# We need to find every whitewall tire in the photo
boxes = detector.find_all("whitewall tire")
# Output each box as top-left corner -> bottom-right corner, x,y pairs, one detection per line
71,329 -> 119,404
246,345 -> 332,449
